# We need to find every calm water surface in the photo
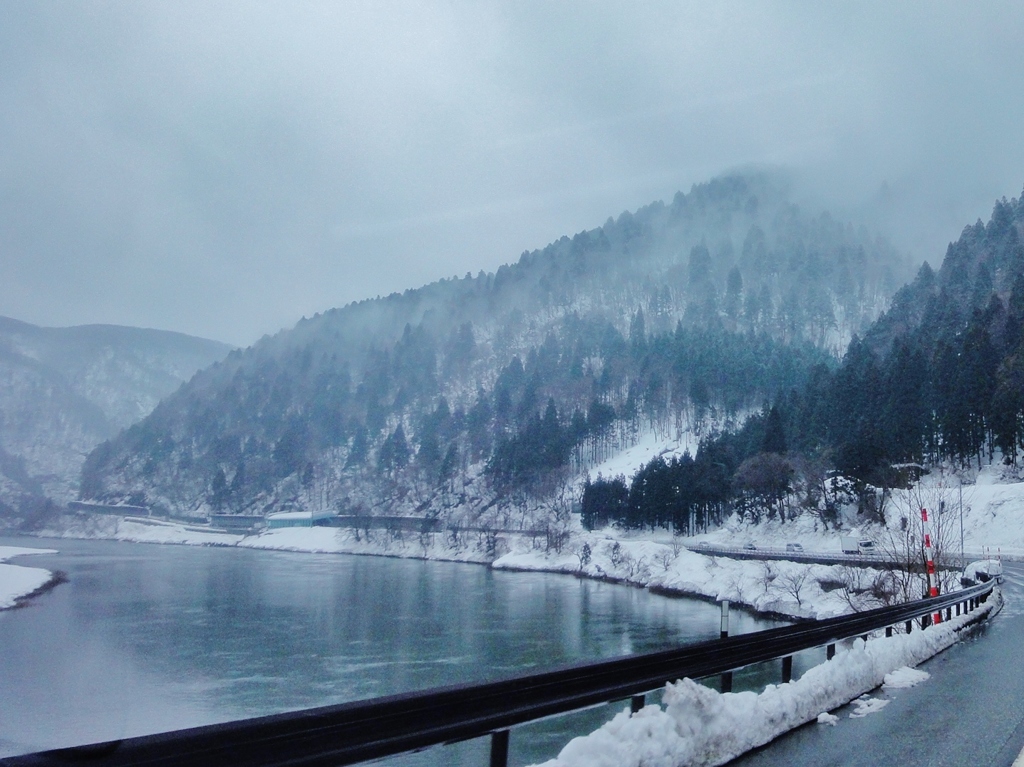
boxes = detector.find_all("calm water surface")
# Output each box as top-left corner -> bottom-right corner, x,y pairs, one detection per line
0,536 -> 783,765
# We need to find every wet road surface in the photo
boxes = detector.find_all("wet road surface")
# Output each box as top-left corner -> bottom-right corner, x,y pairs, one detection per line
733,563 -> 1024,767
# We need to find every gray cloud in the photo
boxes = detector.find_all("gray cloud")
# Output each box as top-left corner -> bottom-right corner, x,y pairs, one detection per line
2,1 -> 1023,345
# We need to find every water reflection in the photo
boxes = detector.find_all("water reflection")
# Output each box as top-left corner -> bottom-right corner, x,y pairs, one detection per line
0,537 -> 783,765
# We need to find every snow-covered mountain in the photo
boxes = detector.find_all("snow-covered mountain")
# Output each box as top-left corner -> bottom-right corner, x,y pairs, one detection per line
0,316 -> 232,512
79,172 -> 915,527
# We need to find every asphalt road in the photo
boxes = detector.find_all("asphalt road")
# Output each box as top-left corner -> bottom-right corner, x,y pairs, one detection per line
732,562 -> 1024,767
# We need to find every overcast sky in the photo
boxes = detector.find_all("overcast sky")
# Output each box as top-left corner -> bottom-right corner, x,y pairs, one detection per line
1,2 -> 1023,346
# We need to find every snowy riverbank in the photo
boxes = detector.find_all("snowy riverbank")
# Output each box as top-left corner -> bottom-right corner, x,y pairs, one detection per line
0,546 -> 58,609
34,517 -> 886,621
32,459 -> 1024,621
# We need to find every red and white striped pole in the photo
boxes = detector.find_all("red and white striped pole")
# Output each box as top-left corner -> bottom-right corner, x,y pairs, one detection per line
921,507 -> 941,624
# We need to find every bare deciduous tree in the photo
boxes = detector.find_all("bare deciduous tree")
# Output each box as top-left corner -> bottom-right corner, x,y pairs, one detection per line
570,541 -> 592,571
780,568 -> 810,607
758,560 -> 778,594
883,478 -> 962,600
654,546 -> 676,573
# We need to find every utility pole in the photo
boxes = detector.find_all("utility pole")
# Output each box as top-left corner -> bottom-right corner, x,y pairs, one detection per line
959,480 -> 965,569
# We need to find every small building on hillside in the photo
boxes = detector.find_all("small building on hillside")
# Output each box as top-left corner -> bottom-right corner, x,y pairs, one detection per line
266,510 -> 335,529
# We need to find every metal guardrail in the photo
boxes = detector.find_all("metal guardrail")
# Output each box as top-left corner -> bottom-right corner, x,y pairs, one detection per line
688,543 -> 963,570
3,581 -> 995,767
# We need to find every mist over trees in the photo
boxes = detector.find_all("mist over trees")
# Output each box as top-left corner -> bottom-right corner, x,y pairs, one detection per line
584,187 -> 1024,533
78,172 -> 917,530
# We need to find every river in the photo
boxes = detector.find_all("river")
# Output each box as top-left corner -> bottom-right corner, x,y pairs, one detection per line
0,536 -> 781,766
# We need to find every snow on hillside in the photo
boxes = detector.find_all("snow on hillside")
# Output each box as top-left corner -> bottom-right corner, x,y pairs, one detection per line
583,415 -> 751,485
587,429 -> 701,482
955,465 -> 1024,556
0,545 -> 56,609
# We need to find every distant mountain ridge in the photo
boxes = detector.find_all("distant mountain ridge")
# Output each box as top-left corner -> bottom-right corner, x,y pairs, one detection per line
0,317 -> 232,515
79,172 -> 916,530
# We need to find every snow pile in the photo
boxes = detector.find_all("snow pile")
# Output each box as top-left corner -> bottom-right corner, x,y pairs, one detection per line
0,545 -> 57,609
531,595 -> 996,767
848,695 -> 889,718
882,666 -> 929,689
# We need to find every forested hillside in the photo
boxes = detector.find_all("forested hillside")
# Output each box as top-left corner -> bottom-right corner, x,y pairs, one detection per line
79,173 -> 913,531
586,187 -> 1024,535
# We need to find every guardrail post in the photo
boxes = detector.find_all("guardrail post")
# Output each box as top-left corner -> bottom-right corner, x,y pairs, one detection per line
782,655 -> 793,683
490,730 -> 509,767
720,600 -> 733,692
826,644 -> 835,660
630,695 -> 645,713
885,626 -> 893,638
906,620 -> 912,634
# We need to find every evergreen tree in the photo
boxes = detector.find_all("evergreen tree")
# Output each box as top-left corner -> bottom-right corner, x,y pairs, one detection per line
725,266 -> 743,320
346,425 -> 369,468
211,468 -> 228,511
378,425 -> 410,472
761,406 -> 787,454
438,443 -> 459,489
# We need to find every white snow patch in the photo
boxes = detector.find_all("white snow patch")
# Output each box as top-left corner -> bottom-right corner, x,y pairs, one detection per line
0,545 -> 57,609
816,712 -> 839,726
588,430 -> 700,483
882,666 -> 930,689
848,695 -> 889,718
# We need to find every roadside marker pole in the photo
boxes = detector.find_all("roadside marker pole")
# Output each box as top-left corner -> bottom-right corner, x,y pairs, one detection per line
921,508 -> 941,624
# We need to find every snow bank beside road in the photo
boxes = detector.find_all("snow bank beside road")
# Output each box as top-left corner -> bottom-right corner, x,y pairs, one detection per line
0,546 -> 57,609
532,594 -> 997,767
